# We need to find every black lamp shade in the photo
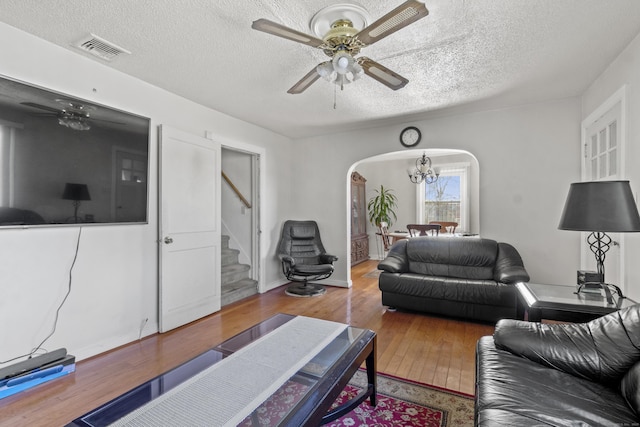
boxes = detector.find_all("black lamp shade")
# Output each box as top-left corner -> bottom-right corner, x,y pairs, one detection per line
558,181 -> 640,232
62,183 -> 91,201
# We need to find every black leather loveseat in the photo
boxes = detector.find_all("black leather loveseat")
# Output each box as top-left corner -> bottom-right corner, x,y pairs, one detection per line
475,304 -> 640,426
377,237 -> 529,323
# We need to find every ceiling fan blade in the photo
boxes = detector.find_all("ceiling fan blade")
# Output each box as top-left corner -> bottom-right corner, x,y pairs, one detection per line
252,18 -> 325,48
358,57 -> 409,90
355,0 -> 429,46
20,102 -> 60,113
287,67 -> 321,94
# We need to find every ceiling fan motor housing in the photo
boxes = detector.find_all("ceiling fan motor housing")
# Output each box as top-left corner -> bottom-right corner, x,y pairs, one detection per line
322,19 -> 363,57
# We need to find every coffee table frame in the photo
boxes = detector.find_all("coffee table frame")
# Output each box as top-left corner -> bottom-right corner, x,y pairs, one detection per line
67,314 -> 376,427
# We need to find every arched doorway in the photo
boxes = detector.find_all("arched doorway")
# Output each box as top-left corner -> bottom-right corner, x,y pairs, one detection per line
346,149 -> 480,282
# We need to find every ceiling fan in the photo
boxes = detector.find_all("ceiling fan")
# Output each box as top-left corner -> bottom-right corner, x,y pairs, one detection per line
21,99 -> 121,131
252,0 -> 429,94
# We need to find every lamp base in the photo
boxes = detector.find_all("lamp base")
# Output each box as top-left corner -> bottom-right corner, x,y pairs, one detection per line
285,282 -> 326,297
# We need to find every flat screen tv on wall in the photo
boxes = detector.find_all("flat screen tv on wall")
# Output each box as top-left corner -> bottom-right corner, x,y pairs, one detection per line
0,75 -> 150,227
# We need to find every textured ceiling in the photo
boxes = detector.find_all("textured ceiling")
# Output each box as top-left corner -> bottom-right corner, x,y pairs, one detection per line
1,0 -> 640,138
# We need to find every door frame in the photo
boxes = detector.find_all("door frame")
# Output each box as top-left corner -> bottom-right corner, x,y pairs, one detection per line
206,131 -> 266,292
580,84 -> 627,291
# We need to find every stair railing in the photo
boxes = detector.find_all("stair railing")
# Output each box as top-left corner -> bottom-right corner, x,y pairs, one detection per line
221,171 -> 252,209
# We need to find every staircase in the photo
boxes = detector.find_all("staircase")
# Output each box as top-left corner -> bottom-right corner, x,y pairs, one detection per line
221,235 -> 258,306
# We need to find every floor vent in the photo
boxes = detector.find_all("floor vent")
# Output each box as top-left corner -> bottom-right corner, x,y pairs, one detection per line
73,34 -> 131,61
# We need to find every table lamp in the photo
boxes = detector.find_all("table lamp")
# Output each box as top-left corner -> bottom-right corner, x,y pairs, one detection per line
558,180 -> 640,300
62,183 -> 91,223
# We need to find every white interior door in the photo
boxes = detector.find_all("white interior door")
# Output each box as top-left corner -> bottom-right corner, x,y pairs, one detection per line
159,125 -> 221,332
581,89 -> 625,289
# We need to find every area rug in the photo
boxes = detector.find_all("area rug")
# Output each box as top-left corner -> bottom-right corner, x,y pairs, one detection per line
239,370 -> 474,426
328,370 -> 475,427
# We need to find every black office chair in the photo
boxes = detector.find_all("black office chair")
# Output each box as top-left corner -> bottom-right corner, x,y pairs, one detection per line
277,220 -> 338,297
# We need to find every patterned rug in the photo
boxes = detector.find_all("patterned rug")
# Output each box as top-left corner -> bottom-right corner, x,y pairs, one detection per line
239,370 -> 474,426
328,370 -> 475,427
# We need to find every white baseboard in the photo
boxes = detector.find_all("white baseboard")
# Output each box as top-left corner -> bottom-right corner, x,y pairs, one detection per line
322,278 -> 350,288
72,322 -> 159,362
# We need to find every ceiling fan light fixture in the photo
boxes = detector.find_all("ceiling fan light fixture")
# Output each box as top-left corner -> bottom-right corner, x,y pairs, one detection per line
317,52 -> 363,87
58,112 -> 91,131
333,51 -> 354,74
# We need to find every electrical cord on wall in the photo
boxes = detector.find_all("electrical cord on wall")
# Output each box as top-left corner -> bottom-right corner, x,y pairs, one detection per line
0,227 -> 82,365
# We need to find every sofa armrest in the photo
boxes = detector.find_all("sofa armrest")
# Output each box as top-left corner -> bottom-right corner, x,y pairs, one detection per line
494,243 -> 530,283
377,239 -> 409,273
496,266 -> 530,284
494,304 -> 640,384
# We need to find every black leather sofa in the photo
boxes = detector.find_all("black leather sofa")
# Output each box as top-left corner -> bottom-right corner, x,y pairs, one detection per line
377,237 -> 529,323
475,304 -> 640,426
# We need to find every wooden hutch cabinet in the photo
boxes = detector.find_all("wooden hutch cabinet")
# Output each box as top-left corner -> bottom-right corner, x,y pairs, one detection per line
351,172 -> 369,265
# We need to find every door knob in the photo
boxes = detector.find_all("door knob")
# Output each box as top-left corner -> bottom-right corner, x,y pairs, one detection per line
164,236 -> 174,244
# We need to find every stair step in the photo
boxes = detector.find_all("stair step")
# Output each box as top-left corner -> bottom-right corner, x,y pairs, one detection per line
221,247 -> 240,266
221,263 -> 250,284
220,234 -> 256,305
222,278 -> 258,306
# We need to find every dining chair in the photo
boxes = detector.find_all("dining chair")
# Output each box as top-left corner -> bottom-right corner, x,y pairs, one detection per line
429,221 -> 458,234
378,222 -> 392,251
407,223 -> 441,237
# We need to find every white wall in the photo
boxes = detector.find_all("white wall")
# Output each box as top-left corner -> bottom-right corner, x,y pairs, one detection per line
0,23 -> 293,365
582,31 -> 640,301
292,98 -> 582,287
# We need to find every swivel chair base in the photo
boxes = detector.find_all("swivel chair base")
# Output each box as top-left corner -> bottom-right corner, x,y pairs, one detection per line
285,282 -> 326,297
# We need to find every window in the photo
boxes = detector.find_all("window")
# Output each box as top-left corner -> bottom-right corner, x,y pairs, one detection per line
418,164 -> 469,232
585,98 -> 621,181
0,120 -> 22,207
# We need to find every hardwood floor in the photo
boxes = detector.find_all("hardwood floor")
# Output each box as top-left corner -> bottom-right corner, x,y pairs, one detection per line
0,260 -> 494,426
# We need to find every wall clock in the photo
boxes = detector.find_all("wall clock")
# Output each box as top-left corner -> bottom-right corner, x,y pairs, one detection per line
400,126 -> 421,147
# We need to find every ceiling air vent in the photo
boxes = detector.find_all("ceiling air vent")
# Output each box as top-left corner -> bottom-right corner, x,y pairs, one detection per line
73,34 -> 131,61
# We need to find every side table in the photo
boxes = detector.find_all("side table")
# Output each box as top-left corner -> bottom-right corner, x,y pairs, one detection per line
515,282 -> 636,323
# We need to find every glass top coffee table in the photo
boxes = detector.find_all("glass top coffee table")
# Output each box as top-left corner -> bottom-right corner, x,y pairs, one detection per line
67,314 -> 376,427
516,282 -> 637,322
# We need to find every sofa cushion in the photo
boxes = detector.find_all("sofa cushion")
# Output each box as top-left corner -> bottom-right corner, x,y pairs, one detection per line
379,272 -> 516,306
406,237 -> 497,280
476,336 -> 638,426
621,360 -> 640,417
494,305 -> 640,385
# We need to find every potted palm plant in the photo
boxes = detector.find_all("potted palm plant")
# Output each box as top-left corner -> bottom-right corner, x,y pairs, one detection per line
367,185 -> 398,227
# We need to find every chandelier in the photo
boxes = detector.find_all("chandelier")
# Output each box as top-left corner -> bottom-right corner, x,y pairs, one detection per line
408,152 -> 439,184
